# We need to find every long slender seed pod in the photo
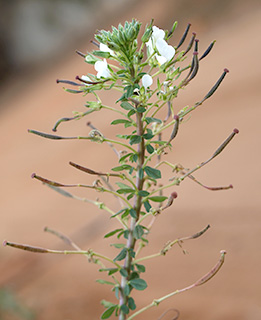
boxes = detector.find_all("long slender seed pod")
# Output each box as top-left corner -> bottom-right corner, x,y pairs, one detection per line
176,23 -> 191,48
212,128 -> 239,159
203,68 -> 229,100
75,50 -> 86,58
199,40 -> 216,61
182,32 -> 196,56
56,79 -> 82,86
168,115 -> 180,143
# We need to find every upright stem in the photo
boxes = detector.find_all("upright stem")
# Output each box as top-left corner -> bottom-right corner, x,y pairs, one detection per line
119,110 -> 145,320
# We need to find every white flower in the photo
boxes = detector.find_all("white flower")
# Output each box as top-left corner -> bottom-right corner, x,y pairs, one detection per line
94,59 -> 111,78
142,74 -> 153,88
99,43 -> 114,56
156,38 -> 175,63
146,25 -> 175,65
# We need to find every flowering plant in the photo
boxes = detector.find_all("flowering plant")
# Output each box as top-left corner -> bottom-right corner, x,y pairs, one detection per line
4,20 -> 239,320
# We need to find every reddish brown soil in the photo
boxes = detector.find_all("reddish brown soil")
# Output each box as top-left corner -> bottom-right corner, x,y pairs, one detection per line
1,1 -> 261,319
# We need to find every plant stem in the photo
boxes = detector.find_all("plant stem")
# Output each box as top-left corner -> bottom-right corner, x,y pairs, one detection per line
119,109 -> 145,320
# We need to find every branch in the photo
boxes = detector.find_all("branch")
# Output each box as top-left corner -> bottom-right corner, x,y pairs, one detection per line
127,251 -> 226,320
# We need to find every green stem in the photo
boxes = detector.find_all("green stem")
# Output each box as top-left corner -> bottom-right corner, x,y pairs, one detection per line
119,107 -> 145,320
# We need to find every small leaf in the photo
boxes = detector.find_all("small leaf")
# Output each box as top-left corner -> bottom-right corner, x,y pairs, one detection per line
128,297 -> 136,310
120,304 -> 129,315
146,144 -> 154,154
101,306 -> 117,319
137,106 -> 146,113
112,165 -> 133,172
138,168 -> 144,180
92,50 -> 111,58
130,135 -> 142,145
110,243 -> 125,249
120,101 -> 135,111
114,248 -> 127,261
124,284 -> 131,296
120,268 -> 128,277
143,133 -> 154,140
144,166 -> 161,179
117,188 -> 135,195
133,225 -> 144,239
129,278 -> 148,291
145,117 -> 162,124
96,279 -> 115,286
148,196 -> 168,202
111,119 -> 132,125
129,209 -> 137,219
111,208 -> 127,218
143,200 -> 152,212
136,264 -> 146,273
138,190 -> 150,197
104,229 -> 123,238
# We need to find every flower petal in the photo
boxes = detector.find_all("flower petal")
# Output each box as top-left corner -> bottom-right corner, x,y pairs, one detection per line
142,74 -> 153,88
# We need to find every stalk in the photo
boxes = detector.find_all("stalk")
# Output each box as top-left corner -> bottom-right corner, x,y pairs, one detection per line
119,110 -> 145,320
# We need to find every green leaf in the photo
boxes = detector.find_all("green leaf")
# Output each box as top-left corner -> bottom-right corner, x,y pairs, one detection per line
117,188 -> 135,194
129,153 -> 138,163
138,168 -> 144,180
146,144 -> 154,154
129,209 -> 137,219
114,248 -> 127,261
129,135 -> 142,145
129,278 -> 148,291
111,165 -> 133,172
96,279 -> 115,286
138,190 -> 150,197
137,106 -> 146,113
101,306 -> 117,319
111,119 -> 132,125
144,166 -> 161,179
120,268 -> 128,277
143,133 -> 154,140
111,208 -> 127,218
143,200 -> 152,212
119,153 -> 132,162
145,117 -> 162,124
120,101 -> 135,111
133,225 -> 144,239
92,50 -> 111,58
104,228 -> 123,238
116,182 -> 132,189
110,243 -> 125,249
148,196 -> 168,202
124,284 -> 131,296
136,263 -> 146,273
99,268 -> 118,275
127,193 -> 134,200
120,304 -> 129,315
128,297 -> 136,310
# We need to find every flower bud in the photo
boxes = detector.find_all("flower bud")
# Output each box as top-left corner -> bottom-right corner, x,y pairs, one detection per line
142,74 -> 153,88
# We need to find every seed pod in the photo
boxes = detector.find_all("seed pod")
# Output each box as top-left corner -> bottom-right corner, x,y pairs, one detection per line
177,23 -> 191,48
169,115 -> 180,142
199,40 -> 216,61
204,68 -> 229,100
182,32 -> 196,56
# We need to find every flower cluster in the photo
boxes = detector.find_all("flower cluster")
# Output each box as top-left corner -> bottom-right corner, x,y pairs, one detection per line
81,24 -> 176,90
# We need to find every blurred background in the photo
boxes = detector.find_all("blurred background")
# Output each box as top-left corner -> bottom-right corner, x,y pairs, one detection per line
1,0 -> 260,319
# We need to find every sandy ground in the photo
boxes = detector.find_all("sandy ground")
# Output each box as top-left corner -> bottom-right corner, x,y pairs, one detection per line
1,1 -> 261,319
